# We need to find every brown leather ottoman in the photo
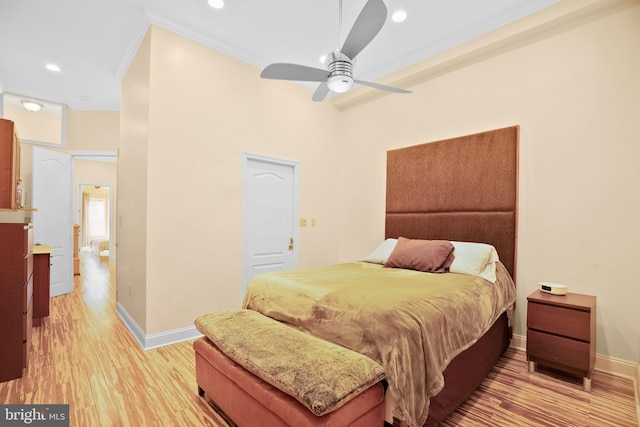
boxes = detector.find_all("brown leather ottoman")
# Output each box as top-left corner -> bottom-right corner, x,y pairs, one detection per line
194,336 -> 385,426
194,310 -> 387,426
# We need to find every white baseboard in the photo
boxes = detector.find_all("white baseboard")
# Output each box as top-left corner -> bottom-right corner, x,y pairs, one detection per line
510,332 -> 526,352
116,302 -> 203,351
512,332 -> 640,420
509,334 -> 640,420
636,364 -> 640,422
511,333 -> 639,379
116,302 -> 146,347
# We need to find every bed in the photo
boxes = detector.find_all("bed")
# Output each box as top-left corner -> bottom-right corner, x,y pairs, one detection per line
201,125 -> 519,426
244,258 -> 515,426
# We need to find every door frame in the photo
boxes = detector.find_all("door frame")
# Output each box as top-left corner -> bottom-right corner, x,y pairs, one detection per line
241,152 -> 299,296
70,151 -> 117,260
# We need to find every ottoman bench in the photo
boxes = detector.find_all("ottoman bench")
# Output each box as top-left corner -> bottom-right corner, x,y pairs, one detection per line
194,310 -> 386,426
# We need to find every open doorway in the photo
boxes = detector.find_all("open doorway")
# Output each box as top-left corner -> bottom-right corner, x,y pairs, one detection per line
71,155 -> 116,313
79,184 -> 112,258
72,154 -> 117,263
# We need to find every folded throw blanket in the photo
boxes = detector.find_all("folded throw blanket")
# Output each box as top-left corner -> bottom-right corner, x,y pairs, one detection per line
195,309 -> 386,416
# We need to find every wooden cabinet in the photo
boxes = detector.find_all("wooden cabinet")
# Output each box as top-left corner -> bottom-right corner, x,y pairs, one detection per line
33,248 -> 52,326
0,223 -> 33,382
0,118 -> 22,210
526,290 -> 596,391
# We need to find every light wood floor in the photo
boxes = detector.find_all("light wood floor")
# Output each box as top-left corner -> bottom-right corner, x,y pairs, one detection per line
1,253 -> 637,426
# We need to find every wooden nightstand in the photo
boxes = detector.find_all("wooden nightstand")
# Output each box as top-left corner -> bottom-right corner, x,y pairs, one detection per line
526,290 -> 596,391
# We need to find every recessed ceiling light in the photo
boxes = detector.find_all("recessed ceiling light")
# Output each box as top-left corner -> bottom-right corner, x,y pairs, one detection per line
319,55 -> 327,64
208,0 -> 224,9
46,64 -> 61,72
392,10 -> 407,23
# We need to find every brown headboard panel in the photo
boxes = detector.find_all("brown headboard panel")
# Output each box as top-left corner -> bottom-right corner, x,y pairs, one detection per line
385,126 -> 519,278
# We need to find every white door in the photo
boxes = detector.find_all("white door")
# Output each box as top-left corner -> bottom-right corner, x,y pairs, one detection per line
242,154 -> 298,295
32,147 -> 73,297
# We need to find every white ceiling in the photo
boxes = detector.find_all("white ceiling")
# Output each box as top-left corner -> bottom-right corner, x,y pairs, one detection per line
0,0 -> 559,111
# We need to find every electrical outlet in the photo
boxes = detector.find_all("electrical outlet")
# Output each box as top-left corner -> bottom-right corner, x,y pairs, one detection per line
300,218 -> 307,227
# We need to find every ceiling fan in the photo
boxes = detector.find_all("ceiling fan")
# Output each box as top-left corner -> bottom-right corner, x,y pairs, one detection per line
260,0 -> 412,102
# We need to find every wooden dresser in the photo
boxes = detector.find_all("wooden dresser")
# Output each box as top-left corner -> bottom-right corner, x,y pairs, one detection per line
526,290 -> 596,391
0,222 -> 34,382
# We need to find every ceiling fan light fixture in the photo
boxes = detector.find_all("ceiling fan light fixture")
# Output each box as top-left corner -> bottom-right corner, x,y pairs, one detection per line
20,100 -> 43,112
326,51 -> 354,93
327,75 -> 353,93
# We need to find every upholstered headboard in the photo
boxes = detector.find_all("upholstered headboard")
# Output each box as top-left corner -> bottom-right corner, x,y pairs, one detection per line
385,126 -> 519,278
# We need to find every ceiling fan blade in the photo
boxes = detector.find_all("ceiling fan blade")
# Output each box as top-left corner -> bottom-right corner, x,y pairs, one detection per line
340,0 -> 387,60
354,79 -> 412,93
261,63 -> 329,82
312,82 -> 330,102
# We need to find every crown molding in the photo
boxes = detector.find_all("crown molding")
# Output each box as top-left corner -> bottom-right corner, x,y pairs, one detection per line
145,11 -> 268,69
115,13 -> 151,83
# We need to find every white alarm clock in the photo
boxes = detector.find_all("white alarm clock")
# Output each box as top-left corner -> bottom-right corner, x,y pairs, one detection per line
539,282 -> 568,295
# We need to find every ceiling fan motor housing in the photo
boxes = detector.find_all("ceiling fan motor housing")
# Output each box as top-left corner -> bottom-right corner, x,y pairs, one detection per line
327,51 -> 354,92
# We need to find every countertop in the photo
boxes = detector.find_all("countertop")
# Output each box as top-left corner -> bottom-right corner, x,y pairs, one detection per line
33,244 -> 52,254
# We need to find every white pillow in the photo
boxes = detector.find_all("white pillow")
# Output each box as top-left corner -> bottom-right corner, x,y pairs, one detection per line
449,241 -> 499,283
360,238 -> 398,264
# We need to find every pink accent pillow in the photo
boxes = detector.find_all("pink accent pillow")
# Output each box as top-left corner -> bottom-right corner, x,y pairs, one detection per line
384,237 -> 455,273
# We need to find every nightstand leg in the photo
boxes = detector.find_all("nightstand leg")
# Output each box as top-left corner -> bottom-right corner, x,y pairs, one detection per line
583,377 -> 591,392
528,361 -> 536,373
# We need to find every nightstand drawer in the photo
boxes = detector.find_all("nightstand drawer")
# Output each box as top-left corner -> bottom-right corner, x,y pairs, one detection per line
527,329 -> 590,371
527,301 -> 591,341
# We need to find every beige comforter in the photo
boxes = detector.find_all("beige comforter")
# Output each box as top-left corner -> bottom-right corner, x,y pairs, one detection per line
243,261 -> 515,427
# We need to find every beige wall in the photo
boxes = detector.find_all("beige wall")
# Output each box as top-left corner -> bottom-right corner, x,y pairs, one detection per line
67,110 -> 119,152
117,26 -> 341,335
117,29 -> 152,333
4,107 -> 63,145
337,3 -> 640,363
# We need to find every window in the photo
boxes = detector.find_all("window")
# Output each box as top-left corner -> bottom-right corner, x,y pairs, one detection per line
87,197 -> 108,238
